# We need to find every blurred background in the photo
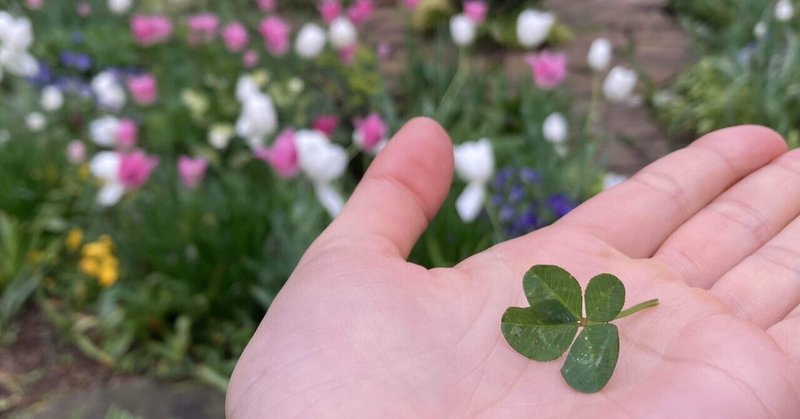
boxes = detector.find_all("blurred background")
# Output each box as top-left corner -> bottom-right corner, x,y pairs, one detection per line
0,0 -> 796,417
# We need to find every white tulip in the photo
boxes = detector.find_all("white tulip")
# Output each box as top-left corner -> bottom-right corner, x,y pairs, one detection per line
295,130 -> 348,184
454,139 -> 495,184
295,130 -> 349,217
543,113 -> 568,144
603,172 -> 628,190
91,71 -> 126,110
295,23 -> 327,59
108,0 -> 133,14
25,112 -> 46,132
1,16 -> 33,51
235,92 -> 277,149
208,123 -> 234,150
41,86 -> 64,111
754,21 -> 768,38
516,9 -> 555,49
329,16 -> 357,50
456,182 -> 486,223
235,75 -> 260,102
450,14 -> 476,47
603,65 -> 638,103
776,0 -> 795,21
587,38 -> 612,72
89,151 -> 126,206
0,14 -> 37,77
0,12 -> 13,40
454,139 -> 494,223
89,116 -> 120,147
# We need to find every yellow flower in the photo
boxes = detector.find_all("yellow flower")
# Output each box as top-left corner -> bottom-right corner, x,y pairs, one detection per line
79,257 -> 100,276
98,263 -> 119,287
66,228 -> 83,252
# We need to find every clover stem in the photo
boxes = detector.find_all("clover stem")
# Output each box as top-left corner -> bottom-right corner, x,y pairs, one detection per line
614,299 -> 660,320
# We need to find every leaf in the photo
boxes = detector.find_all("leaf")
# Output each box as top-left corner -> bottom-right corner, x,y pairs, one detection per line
523,265 -> 582,323
501,307 -> 579,361
584,273 -> 626,322
561,324 -> 620,393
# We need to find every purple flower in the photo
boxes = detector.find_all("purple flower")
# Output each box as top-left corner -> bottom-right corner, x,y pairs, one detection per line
60,52 -> 92,71
520,167 -> 541,184
509,185 -> 525,203
547,194 -> 575,218
493,167 -> 513,189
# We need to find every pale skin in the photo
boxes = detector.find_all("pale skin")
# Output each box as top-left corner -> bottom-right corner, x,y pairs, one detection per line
226,119 -> 800,418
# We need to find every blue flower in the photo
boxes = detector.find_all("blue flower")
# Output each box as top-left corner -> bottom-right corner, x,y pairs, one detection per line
493,167 -> 513,189
509,185 -> 525,204
519,167 -> 541,184
499,205 -> 515,222
546,194 -> 575,218
60,52 -> 92,71
27,61 -> 53,87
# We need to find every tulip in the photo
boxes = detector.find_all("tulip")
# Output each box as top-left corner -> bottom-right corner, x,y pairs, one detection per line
319,0 -> 342,24
115,118 -> 138,149
329,16 -> 357,50
587,38 -> 612,72
187,13 -> 219,43
108,0 -> 132,15
222,22 -> 249,52
67,140 -> 87,164
0,14 -> 38,77
89,151 -> 126,206
464,1 -> 489,24
257,0 -> 276,12
525,51 -> 567,89
208,123 -> 234,150
543,113 -> 568,157
177,156 -> 208,190
127,73 -> 157,105
25,112 -> 46,132
130,15 -> 173,46
89,116 -> 120,147
91,71 -> 126,110
118,150 -> 158,188
295,23 -> 327,59
295,130 -> 348,217
347,0 -> 375,26
235,90 -> 278,149
352,113 -> 388,152
41,85 -> 64,111
312,115 -> 339,136
259,16 -> 290,56
776,0 -> 794,22
450,14 -> 476,47
454,139 -> 494,222
603,65 -> 638,103
516,9 -> 554,49
255,128 -> 299,179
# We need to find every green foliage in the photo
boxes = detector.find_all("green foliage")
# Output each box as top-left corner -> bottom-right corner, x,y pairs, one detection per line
501,265 -> 658,393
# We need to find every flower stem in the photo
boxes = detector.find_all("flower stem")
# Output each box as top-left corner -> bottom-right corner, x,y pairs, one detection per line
614,299 -> 659,320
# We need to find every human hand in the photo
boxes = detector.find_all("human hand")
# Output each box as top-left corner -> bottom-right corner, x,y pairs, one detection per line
226,119 -> 800,418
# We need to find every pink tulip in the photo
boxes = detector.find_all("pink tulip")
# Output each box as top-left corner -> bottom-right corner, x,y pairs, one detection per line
401,0 -> 420,10
257,0 -> 276,12
76,2 -> 91,16
243,49 -> 259,67
464,1 -> 488,24
118,150 -> 158,188
525,51 -> 567,90
116,119 -> 138,149
318,0 -> 342,24
259,16 -> 290,56
353,113 -> 387,151
312,115 -> 339,136
67,140 -> 86,164
255,129 -> 299,179
26,0 -> 43,10
222,22 -> 249,52
127,74 -> 158,105
177,156 -> 208,190
131,15 -> 173,46
347,0 -> 375,26
187,13 -> 219,43
339,44 -> 357,65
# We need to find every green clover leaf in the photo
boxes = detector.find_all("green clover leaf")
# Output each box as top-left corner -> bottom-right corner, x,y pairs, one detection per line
501,265 -> 658,393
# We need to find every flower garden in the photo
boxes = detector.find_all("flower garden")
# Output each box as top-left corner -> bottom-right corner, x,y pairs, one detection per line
0,0 -> 796,416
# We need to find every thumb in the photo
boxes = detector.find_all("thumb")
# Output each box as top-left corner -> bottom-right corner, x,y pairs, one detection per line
324,117 -> 454,259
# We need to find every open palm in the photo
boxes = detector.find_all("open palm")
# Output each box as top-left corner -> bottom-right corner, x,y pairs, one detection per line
227,119 -> 800,418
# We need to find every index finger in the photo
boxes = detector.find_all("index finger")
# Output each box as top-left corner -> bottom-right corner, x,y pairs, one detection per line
556,126 -> 787,258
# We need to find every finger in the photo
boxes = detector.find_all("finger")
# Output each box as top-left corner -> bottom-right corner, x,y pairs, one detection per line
710,214 -> 800,328
654,149 -> 800,288
768,304 -> 800,365
324,117 -> 454,259
556,126 -> 786,258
